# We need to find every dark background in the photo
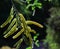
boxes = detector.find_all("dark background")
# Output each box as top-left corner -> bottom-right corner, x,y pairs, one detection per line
0,0 -> 52,48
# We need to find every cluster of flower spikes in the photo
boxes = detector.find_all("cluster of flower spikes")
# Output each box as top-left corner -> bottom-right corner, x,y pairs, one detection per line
0,6 -> 43,49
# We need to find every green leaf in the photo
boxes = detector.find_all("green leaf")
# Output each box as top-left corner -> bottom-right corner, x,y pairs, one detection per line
34,0 -> 38,3
32,6 -> 35,10
34,36 -> 37,41
35,3 -> 42,6
26,4 -> 33,9
35,40 -> 40,47
37,5 -> 42,9
26,47 -> 32,49
26,0 -> 31,4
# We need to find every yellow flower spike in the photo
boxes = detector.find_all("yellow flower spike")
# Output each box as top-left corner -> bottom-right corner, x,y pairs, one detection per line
0,6 -> 14,28
0,15 -> 14,28
13,28 -> 24,39
27,26 -> 36,34
4,23 -> 17,38
18,13 -> 26,23
25,31 -> 32,47
3,18 -> 16,35
1,10 -> 43,49
28,33 -> 33,48
24,26 -> 30,38
24,30 -> 29,38
26,21 -> 43,28
10,6 -> 14,15
18,13 -> 27,29
24,36 -> 30,45
18,13 -> 30,37
27,26 -> 31,31
23,26 -> 33,47
14,38 -> 23,47
30,29 -> 36,34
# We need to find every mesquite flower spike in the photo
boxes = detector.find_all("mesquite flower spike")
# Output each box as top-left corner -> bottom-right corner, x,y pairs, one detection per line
0,6 -> 43,49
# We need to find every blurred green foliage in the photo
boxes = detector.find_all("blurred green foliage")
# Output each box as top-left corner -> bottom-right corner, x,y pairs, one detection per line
26,0 -> 42,10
